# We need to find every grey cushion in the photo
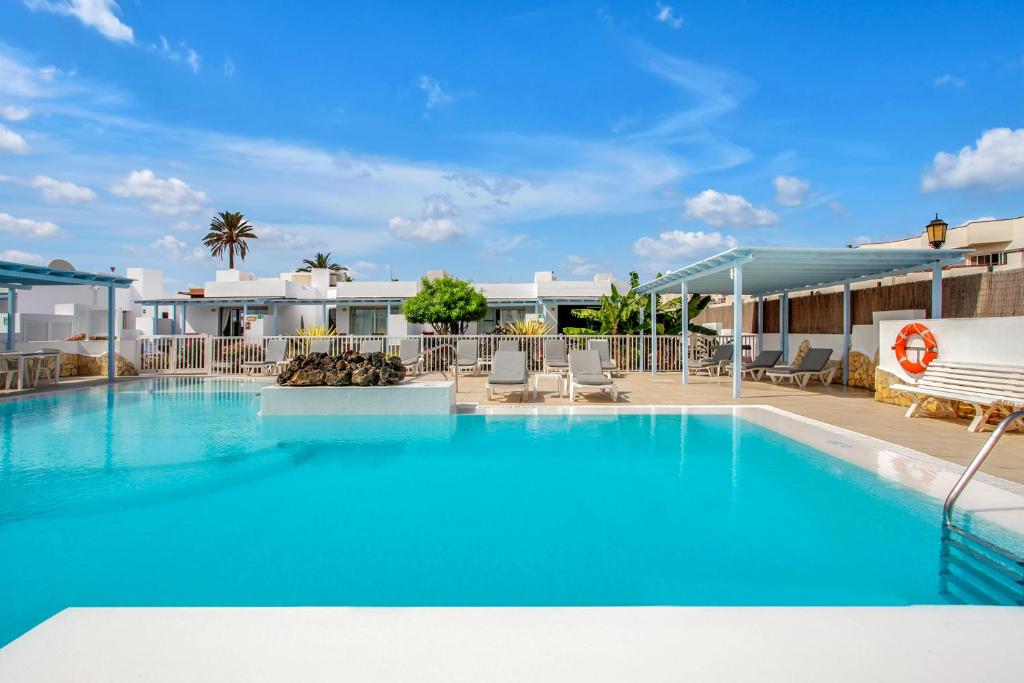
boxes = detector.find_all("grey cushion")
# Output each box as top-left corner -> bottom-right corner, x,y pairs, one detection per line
574,373 -> 613,386
488,351 -> 527,384
745,350 -> 782,369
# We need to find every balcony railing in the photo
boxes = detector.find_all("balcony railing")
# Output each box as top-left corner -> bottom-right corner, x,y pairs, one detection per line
137,333 -> 760,376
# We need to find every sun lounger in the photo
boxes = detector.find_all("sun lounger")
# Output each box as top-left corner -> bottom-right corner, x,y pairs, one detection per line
309,339 -> 331,355
568,350 -> 619,402
486,351 -> 530,401
728,350 -> 783,380
542,339 -> 569,374
456,339 -> 480,375
765,348 -> 836,388
587,339 -> 617,376
242,338 -> 288,375
690,345 -> 733,377
890,360 -> 1024,432
359,339 -> 383,355
497,339 -> 520,352
398,338 -> 422,376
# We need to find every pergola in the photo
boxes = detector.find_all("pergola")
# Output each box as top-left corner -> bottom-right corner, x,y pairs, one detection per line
1,260 -> 134,382
634,247 -> 971,398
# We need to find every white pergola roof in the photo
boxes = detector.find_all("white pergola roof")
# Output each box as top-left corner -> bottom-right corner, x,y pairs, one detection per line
635,247 -> 972,297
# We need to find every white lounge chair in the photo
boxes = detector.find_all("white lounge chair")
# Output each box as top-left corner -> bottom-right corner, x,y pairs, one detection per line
398,338 -> 422,376
456,339 -> 480,375
587,339 -> 617,376
727,350 -> 783,380
690,345 -> 733,377
359,339 -> 383,355
309,338 -> 331,355
765,348 -> 836,388
542,339 -> 569,374
496,339 -> 520,352
890,360 -> 1024,432
486,350 -> 530,402
0,353 -> 17,389
242,338 -> 288,376
32,348 -> 61,385
568,350 -> 619,402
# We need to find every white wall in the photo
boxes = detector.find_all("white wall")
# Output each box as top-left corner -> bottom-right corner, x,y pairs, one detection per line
878,315 -> 1024,383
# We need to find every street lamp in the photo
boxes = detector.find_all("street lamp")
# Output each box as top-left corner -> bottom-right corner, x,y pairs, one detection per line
926,213 -> 948,249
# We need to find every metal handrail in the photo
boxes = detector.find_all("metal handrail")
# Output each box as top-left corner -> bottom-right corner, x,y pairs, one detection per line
943,409 -> 1024,526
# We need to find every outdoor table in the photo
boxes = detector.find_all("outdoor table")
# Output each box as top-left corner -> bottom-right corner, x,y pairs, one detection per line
532,371 -> 565,398
0,350 -> 62,391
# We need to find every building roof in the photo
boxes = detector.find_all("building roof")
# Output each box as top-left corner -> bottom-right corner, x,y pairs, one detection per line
634,247 -> 972,297
0,260 -> 133,289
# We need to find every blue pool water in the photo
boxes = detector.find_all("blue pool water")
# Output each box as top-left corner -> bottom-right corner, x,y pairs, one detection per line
1,378 -> 1021,645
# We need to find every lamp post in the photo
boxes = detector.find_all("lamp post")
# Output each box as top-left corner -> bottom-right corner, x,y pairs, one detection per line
926,213 -> 948,249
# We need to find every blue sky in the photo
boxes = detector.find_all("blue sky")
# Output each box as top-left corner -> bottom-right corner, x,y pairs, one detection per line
1,1 -> 1022,287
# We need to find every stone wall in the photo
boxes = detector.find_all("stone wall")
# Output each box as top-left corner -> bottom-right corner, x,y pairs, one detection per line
847,350 -> 877,391
52,351 -> 138,378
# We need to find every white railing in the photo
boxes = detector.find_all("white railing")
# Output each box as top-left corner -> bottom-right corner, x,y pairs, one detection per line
137,333 -> 760,376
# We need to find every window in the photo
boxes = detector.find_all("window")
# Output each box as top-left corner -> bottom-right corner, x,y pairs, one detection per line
480,307 -> 527,333
969,252 -> 1007,267
350,307 -> 388,335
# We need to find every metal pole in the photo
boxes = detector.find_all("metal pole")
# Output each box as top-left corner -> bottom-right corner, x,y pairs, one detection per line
107,285 -> 115,383
842,282 -> 851,387
780,292 -> 789,363
638,305 -> 645,373
931,263 -> 943,319
650,291 -> 657,376
5,289 -> 14,350
732,267 -> 743,399
757,296 -> 764,356
681,280 -> 689,384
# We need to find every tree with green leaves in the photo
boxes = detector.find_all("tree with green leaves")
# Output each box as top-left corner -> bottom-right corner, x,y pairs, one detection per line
296,252 -> 351,280
203,211 -> 257,269
402,276 -> 489,335
564,271 -> 717,336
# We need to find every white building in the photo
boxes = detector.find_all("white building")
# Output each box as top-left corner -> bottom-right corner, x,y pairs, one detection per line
858,216 -> 1024,270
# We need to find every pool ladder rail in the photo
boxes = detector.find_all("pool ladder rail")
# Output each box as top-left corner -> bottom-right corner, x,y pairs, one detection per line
939,410 -> 1024,606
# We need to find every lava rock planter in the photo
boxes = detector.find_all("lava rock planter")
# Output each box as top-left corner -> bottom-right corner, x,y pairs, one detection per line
276,350 -> 407,387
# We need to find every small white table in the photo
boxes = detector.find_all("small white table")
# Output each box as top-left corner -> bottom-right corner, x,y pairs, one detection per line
532,372 -> 565,398
1,350 -> 62,391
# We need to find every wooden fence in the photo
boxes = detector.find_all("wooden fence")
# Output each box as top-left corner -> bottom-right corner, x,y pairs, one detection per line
692,267 -> 1024,334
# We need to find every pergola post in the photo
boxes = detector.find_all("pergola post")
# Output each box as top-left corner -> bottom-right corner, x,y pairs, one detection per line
680,280 -> 689,384
107,285 -> 115,383
638,305 -> 645,373
931,264 -> 943,319
757,296 -> 764,356
6,288 -> 15,351
780,292 -> 789,363
170,303 -> 177,335
181,303 -> 187,335
842,282 -> 851,387
650,291 -> 657,376
732,266 -> 743,399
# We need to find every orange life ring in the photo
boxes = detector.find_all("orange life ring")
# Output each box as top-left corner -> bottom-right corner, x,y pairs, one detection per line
892,323 -> 938,374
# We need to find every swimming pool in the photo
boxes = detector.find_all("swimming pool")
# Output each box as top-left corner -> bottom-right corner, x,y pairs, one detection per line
1,378 -> 1022,646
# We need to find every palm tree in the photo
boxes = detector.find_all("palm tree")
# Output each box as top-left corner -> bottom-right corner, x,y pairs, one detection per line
203,211 -> 257,269
296,252 -> 350,280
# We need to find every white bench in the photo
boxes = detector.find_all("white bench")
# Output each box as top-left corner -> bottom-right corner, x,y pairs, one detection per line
890,360 -> 1024,432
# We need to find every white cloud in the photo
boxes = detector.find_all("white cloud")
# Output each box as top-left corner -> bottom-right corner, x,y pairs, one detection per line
0,212 -> 60,238
388,217 -> 463,243
633,230 -> 737,261
0,49 -> 78,99
151,37 -> 201,73
483,233 -> 528,255
683,189 -> 778,227
0,249 -> 46,265
1,105 -> 31,121
772,175 -> 810,206
443,173 -> 529,199
348,260 -> 378,279
259,225 -> 312,250
563,254 -> 602,276
151,235 -> 207,262
829,201 -> 852,218
933,74 -> 966,88
922,128 -> 1024,192
388,194 -> 465,243
417,75 -> 454,114
110,169 -> 209,215
0,123 -> 29,153
223,57 -> 235,77
24,0 -> 134,44
31,175 -> 97,203
852,235 -> 873,246
654,2 -> 684,29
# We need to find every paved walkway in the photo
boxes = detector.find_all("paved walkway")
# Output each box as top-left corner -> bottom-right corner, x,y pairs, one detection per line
437,371 -> 1024,484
